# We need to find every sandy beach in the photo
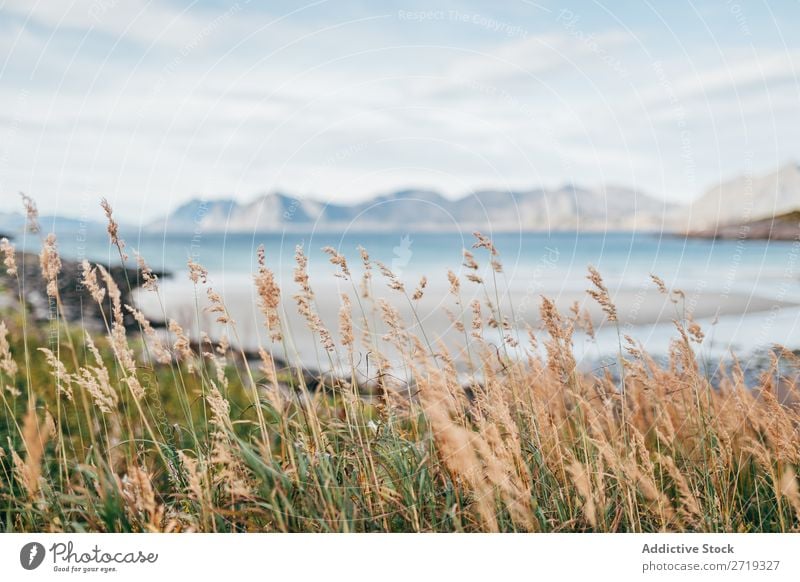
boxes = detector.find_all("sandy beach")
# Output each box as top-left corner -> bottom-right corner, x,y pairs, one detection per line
135,276 -> 800,369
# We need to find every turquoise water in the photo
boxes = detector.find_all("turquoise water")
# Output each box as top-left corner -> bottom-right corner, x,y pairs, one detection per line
22,227 -> 800,300
16,226 -> 800,359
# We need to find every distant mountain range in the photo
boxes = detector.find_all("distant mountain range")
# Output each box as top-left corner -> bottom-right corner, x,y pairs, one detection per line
3,163 -> 799,237
148,184 -> 678,233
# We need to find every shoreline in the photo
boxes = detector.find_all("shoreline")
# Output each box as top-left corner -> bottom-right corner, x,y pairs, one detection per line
134,277 -> 800,369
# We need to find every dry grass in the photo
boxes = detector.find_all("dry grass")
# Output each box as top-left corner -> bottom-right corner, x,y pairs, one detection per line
0,200 -> 799,532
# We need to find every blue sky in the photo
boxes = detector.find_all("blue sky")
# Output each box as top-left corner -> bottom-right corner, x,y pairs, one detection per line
1,0 -> 799,220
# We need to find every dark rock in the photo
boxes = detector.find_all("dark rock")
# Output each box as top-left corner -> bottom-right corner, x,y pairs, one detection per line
0,250 -> 169,331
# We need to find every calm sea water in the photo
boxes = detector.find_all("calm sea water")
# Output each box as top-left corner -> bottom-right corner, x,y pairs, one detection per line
22,227 -> 799,295
18,227 -> 800,358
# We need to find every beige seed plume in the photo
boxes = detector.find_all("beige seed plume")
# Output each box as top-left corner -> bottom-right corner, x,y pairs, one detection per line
470,299 -> 482,339
13,407 -> 51,499
292,245 -> 335,351
358,246 -> 372,297
81,260 -> 106,304
339,293 -> 354,347
169,319 -> 193,366
658,454 -> 701,523
358,246 -> 371,270
378,299 -> 405,343
76,367 -> 116,414
38,348 -> 72,400
136,252 -> 158,291
254,245 -> 282,342
650,273 -> 668,295
0,237 -> 17,278
206,384 -> 233,431
472,231 -> 498,256
39,233 -> 62,297
0,321 -> 18,377
100,198 -> 128,260
96,265 -> 137,374
462,250 -> 483,283
293,245 -> 311,295
462,250 -> 479,270
322,246 -> 350,278
447,270 -> 460,295
296,294 -> 335,352
258,347 -> 279,389
79,330 -> 118,412
412,276 -> 427,301
177,451 -> 207,507
122,465 -> 162,530
125,305 -> 171,364
376,261 -> 404,292
217,334 -> 229,355
567,460 -> 598,528
20,193 -> 40,234
187,258 -> 208,284
779,469 -> 800,518
205,288 -> 231,324
586,265 -> 617,322
687,318 -> 705,343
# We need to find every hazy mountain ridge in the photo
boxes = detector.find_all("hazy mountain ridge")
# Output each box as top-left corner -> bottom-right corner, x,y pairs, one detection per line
4,164 -> 799,237
151,184 -> 679,233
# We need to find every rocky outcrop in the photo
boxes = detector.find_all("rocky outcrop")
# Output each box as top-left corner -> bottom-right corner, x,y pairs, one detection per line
0,249 -> 168,330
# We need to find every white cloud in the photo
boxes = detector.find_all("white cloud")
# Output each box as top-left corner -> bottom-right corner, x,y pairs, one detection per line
0,1 -> 799,219
1,0 -> 218,49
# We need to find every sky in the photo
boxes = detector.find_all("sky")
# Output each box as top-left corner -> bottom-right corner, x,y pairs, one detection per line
1,0 -> 799,221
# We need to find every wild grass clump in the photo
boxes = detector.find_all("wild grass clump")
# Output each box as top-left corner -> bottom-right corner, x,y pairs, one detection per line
1,198 -> 800,532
